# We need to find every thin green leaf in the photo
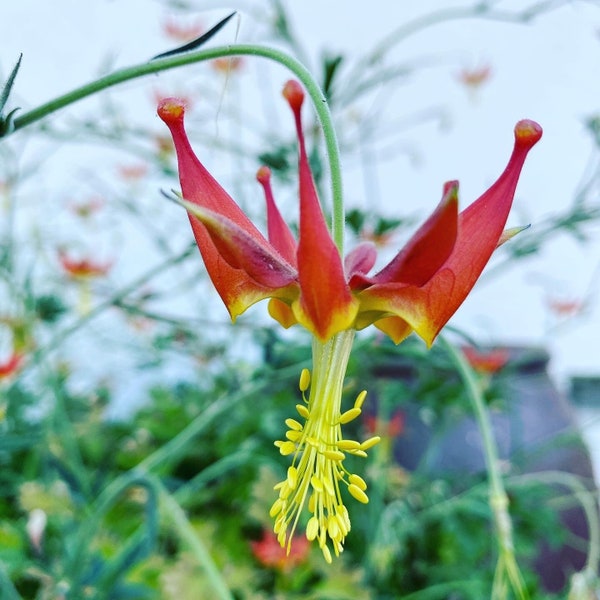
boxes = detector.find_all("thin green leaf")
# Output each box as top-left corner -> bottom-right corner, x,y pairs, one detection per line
151,12 -> 236,60
0,53 -> 22,113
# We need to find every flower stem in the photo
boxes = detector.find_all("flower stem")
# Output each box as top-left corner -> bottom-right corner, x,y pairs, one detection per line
157,480 -> 235,600
440,336 -> 529,600
7,44 -> 345,253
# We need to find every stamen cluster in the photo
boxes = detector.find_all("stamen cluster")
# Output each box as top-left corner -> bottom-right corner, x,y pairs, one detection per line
271,368 -> 380,562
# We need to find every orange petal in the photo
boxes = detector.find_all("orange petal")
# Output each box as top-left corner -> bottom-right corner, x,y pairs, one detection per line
344,242 -> 377,281
257,166 -> 298,267
268,298 -> 298,329
363,181 -> 458,287
373,316 -> 414,345
158,98 -> 279,319
359,120 -> 542,346
181,200 -> 296,288
284,81 -> 358,340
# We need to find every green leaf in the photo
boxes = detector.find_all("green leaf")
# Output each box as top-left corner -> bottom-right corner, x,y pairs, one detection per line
0,54 -> 22,113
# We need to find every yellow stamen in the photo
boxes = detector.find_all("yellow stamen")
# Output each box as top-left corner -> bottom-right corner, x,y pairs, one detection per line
285,418 -> 303,431
354,390 -> 368,409
270,331 -> 377,561
360,436 -> 381,451
348,484 -> 369,504
296,403 -> 310,419
339,407 -> 361,424
299,368 -> 311,392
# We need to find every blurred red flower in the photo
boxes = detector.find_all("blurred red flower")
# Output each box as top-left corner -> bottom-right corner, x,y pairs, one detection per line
250,529 -> 310,571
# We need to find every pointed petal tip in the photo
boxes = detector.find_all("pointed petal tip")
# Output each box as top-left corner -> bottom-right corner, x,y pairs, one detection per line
497,223 -> 531,248
514,120 -> 542,148
282,80 -> 305,113
442,180 -> 459,197
256,165 -> 272,185
157,97 -> 187,125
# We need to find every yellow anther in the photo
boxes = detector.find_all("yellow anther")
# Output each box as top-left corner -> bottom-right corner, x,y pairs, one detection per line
328,515 -> 341,541
285,430 -> 302,442
276,440 -> 296,455
273,519 -> 283,534
348,449 -> 368,458
306,516 -> 319,540
360,436 -> 381,451
337,439 -> 361,451
323,476 -> 335,497
349,473 -> 367,491
335,513 -> 349,536
310,475 -> 323,492
354,390 -> 368,409
285,418 -> 303,431
279,482 -> 292,499
339,505 -> 350,529
321,544 -> 333,564
323,449 -> 345,461
308,493 -> 316,513
296,403 -> 310,419
277,529 -> 286,546
348,483 -> 369,504
287,466 -> 298,489
299,368 -> 311,392
270,498 -> 284,518
339,407 -> 361,424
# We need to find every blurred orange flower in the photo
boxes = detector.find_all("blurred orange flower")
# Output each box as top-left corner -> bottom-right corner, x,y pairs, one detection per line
117,163 -> 148,182
546,297 -> 585,318
212,57 -> 245,73
462,346 -> 510,374
457,64 -> 493,91
162,17 -> 204,42
364,411 -> 404,438
58,251 -> 112,279
68,196 -> 104,219
0,352 -> 23,379
250,529 -> 310,571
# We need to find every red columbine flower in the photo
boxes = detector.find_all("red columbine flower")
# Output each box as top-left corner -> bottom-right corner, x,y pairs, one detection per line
0,351 -> 22,380
58,251 -> 111,279
457,64 -> 493,90
157,80 -> 541,562
250,528 -> 310,572
162,17 -> 204,42
462,346 -> 510,375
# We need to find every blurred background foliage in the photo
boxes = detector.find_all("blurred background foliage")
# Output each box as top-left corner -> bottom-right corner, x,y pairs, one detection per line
1,0 -> 600,598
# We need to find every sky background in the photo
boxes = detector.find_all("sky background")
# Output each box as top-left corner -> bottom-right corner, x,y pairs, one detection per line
2,0 -> 600,394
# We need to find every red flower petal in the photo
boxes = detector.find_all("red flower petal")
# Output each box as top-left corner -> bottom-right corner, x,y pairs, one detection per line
158,98 -> 283,320
344,242 -> 377,280
359,120 -> 542,346
256,166 -> 298,267
283,81 -> 358,340
351,182 -> 458,289
181,200 -> 297,288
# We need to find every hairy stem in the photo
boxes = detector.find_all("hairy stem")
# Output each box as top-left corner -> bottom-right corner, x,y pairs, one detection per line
7,44 -> 345,253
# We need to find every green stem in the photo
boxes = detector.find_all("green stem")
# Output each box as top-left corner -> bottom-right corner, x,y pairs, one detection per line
157,479 -> 234,600
510,470 -> 600,581
440,336 -> 528,600
7,44 -> 345,253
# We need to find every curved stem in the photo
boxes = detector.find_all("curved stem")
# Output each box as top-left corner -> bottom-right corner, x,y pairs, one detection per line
7,44 -> 345,253
157,479 -> 234,600
510,470 -> 600,581
440,336 -> 529,600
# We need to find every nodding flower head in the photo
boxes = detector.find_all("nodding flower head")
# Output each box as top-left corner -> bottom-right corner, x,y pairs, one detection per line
157,80 -> 542,561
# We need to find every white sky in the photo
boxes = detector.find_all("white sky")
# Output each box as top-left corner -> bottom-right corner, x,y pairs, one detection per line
2,0 -> 600,390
